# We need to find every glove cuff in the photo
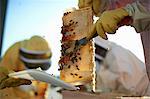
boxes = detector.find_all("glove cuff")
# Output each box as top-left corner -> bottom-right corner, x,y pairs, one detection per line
93,0 -> 110,17
117,8 -> 129,17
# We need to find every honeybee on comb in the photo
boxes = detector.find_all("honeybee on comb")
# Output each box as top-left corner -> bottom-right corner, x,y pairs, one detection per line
59,7 -> 95,90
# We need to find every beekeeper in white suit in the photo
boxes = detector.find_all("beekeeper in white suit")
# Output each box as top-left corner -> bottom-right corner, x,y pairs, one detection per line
94,37 -> 150,96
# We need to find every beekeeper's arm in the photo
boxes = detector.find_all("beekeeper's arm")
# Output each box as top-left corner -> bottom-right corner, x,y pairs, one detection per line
0,42 -> 31,89
95,37 -> 149,95
78,0 -> 150,39
0,66 -> 32,89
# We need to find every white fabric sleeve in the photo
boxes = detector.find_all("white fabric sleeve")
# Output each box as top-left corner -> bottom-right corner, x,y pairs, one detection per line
124,1 -> 150,32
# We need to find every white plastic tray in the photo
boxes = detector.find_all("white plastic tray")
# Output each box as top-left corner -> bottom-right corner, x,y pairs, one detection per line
9,69 -> 79,90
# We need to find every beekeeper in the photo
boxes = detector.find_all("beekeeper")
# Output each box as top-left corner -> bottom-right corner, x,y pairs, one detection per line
0,36 -> 52,99
78,0 -> 150,96
95,37 -> 150,96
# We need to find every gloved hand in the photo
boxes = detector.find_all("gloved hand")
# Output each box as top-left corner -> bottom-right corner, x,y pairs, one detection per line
0,67 -> 32,89
97,8 -> 129,34
88,8 -> 129,39
78,1 -> 129,39
85,23 -> 107,40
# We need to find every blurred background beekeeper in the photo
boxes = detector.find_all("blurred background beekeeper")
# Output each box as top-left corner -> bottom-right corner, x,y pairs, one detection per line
95,37 -> 150,96
0,36 -> 52,99
78,0 -> 150,96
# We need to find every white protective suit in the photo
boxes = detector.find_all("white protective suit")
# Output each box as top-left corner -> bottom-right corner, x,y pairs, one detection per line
95,37 -> 150,96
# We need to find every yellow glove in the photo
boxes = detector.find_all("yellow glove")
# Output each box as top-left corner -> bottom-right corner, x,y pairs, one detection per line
78,0 -> 101,16
0,66 -> 31,89
86,23 -> 107,40
78,0 -> 92,8
98,8 -> 129,33
87,8 -> 129,40
78,0 -> 107,39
